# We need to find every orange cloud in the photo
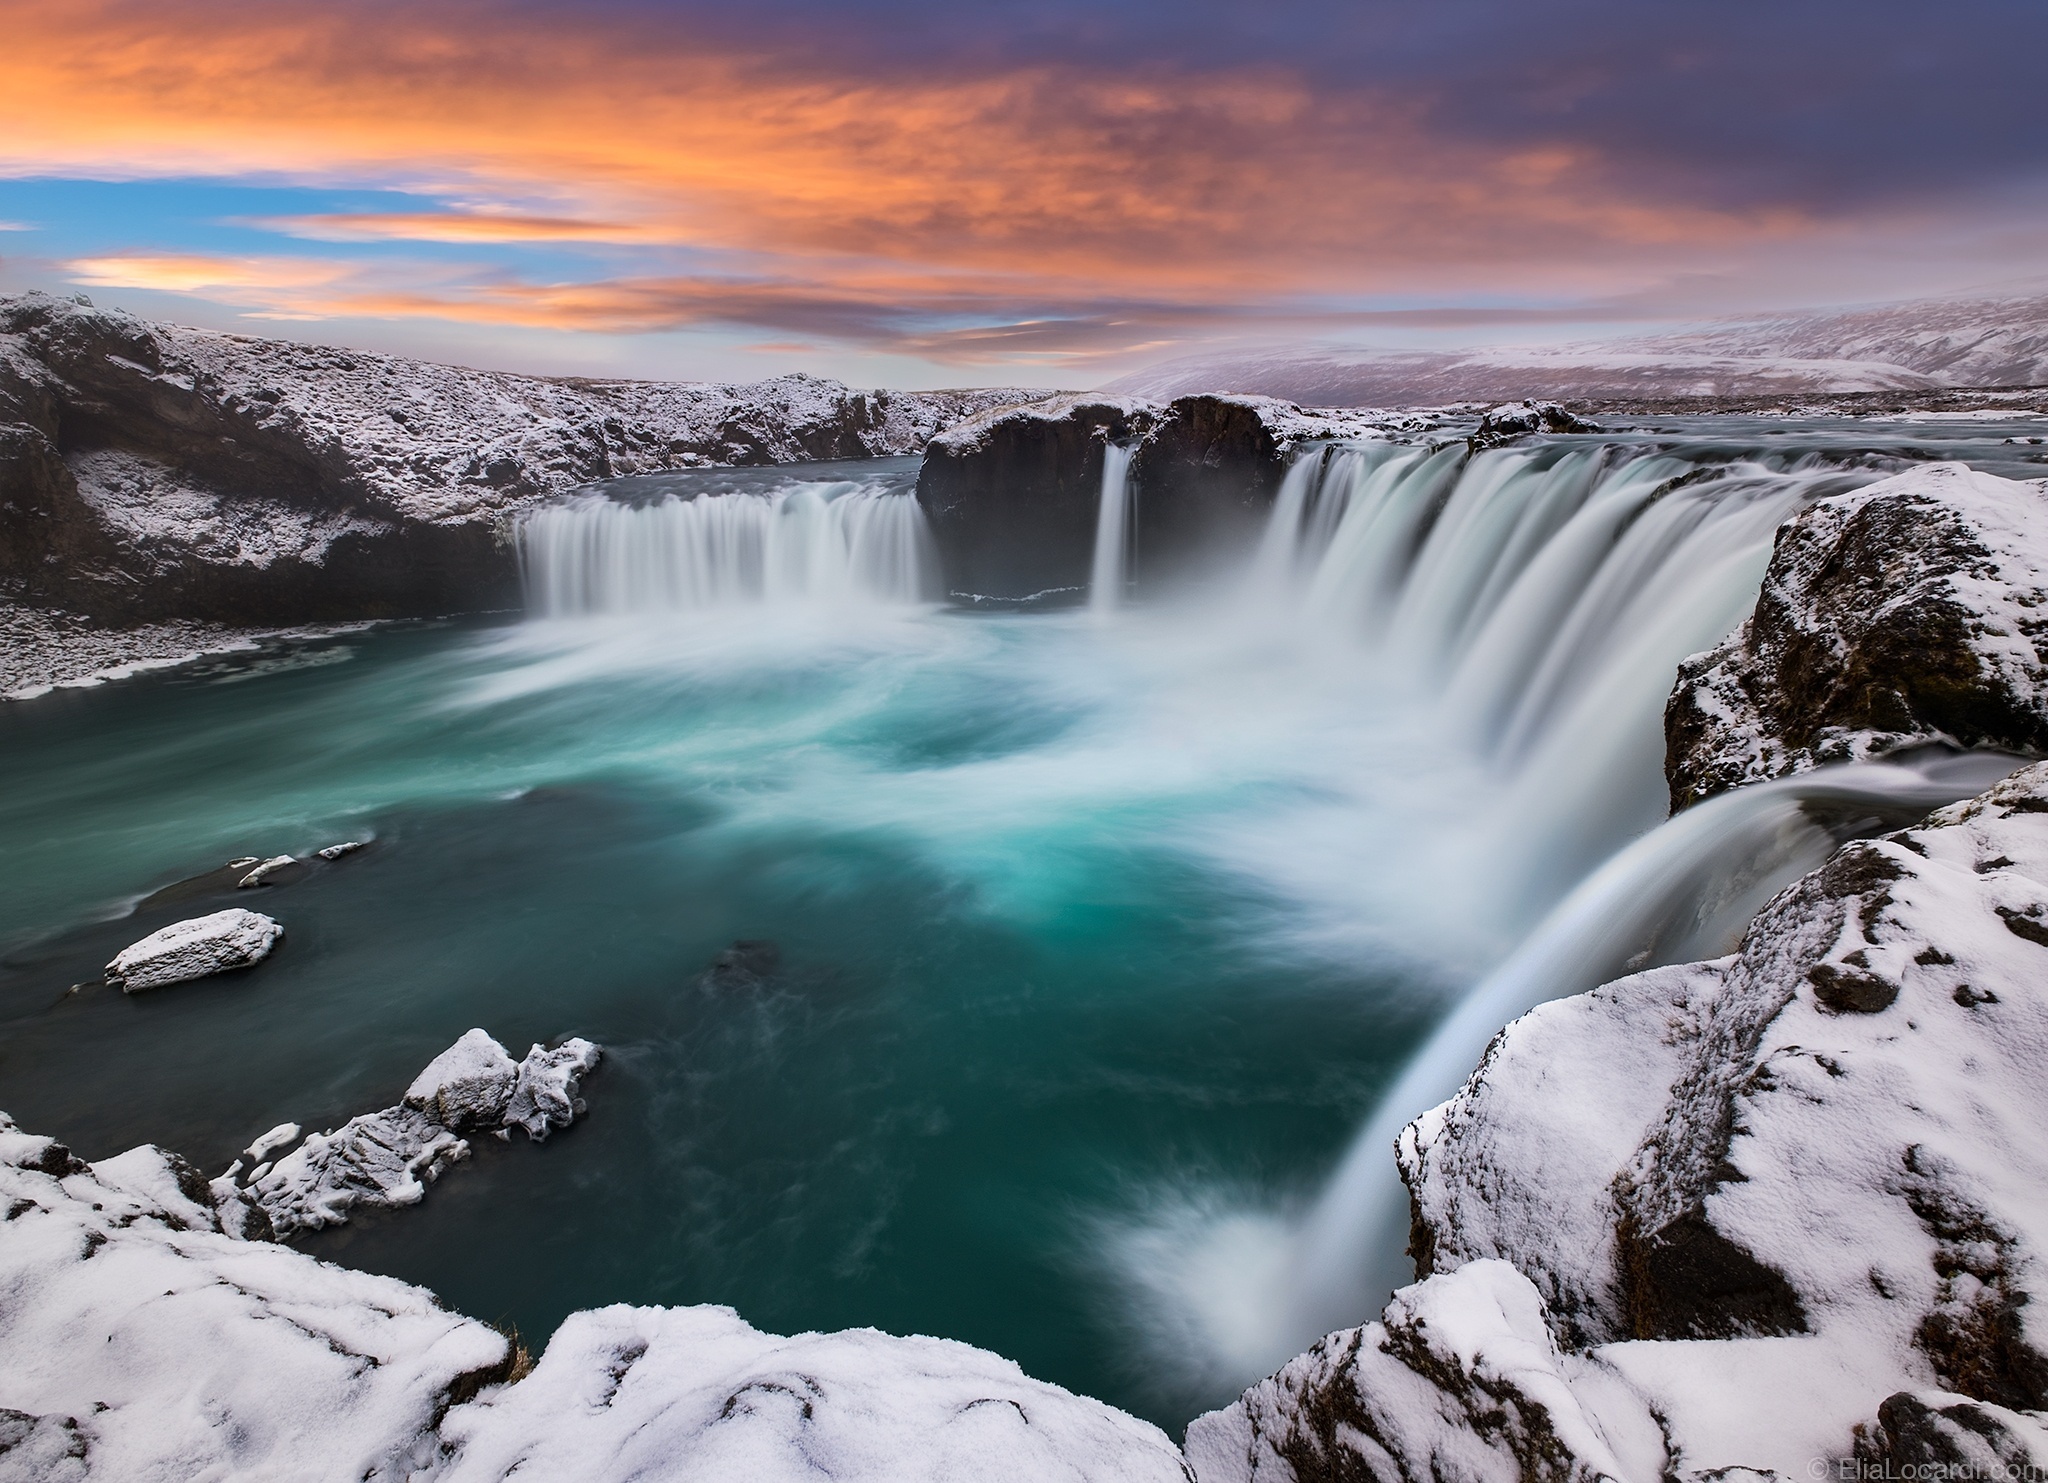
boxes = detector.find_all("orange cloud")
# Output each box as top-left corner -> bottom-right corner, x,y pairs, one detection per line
0,0 -> 1840,364
65,253 -> 360,293
251,212 -> 674,245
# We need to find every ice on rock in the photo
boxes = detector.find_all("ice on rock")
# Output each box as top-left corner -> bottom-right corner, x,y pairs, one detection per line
504,1037 -> 601,1141
245,1030 -> 601,1236
103,907 -> 282,992
436,1303 -> 1192,1483
0,1112 -> 515,1482
316,840 -> 366,860
403,1027 -> 519,1133
236,854 -> 300,887
243,1121 -> 301,1164
247,1107 -> 469,1237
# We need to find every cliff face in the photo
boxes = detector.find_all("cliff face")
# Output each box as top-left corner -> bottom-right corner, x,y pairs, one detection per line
914,392 -> 1389,600
0,292 -> 1045,626
1666,463 -> 2048,810
1192,762 -> 2048,1479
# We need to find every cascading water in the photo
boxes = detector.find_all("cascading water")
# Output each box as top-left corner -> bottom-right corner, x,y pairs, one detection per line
1112,435 -> 2027,1394
1089,445 -> 1136,616
519,476 -> 936,615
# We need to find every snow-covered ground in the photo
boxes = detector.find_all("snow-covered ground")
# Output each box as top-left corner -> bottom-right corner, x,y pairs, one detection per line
1109,291 -> 2048,407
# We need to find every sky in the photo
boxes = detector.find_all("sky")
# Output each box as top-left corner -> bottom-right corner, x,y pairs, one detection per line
1,0 -> 2044,388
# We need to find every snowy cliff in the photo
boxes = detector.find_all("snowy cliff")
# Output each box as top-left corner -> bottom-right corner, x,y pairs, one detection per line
0,291 -> 1046,627
1189,760 -> 2048,1478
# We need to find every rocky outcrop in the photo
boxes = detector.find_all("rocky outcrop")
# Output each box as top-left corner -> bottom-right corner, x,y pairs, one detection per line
232,1030 -> 603,1237
0,292 -> 1045,629
1467,399 -> 1597,451
1193,760 -> 2048,1479
914,392 -> 1389,600
1666,463 -> 2048,809
102,907 -> 283,992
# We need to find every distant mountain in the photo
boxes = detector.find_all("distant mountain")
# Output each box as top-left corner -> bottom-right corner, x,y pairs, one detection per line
1106,293 -> 2048,407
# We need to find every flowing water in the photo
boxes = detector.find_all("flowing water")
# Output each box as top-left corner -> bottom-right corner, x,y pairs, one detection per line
0,427 -> 2040,1428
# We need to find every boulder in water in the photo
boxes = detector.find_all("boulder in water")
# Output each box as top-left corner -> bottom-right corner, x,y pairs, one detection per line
1468,399 -> 1597,450
703,938 -> 783,990
103,908 -> 282,992
403,1028 -> 521,1133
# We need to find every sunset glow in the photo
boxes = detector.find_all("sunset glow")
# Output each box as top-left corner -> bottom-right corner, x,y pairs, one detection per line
1,0 -> 2041,381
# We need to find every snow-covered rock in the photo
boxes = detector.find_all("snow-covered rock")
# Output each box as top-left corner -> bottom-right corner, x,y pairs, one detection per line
1468,399 -> 1597,449
245,1029 -> 603,1235
235,853 -> 300,888
434,1302 -> 1193,1483
1666,463 -> 2048,808
1184,1260 -> 1665,1483
247,1105 -> 471,1237
0,1113 -> 515,1481
502,1038 -> 601,1142
103,907 -> 282,992
1194,760 -> 2048,1478
403,1027 -> 521,1133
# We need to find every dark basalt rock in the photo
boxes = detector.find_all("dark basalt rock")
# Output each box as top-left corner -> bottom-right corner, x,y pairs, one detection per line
1666,463 -> 2048,810
1467,399 -> 1598,451
915,398 -> 1152,601
1616,1207 -> 1808,1340
914,392 -> 1339,601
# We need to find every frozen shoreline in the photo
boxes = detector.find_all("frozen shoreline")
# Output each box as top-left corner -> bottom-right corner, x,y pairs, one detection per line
0,602 -> 373,701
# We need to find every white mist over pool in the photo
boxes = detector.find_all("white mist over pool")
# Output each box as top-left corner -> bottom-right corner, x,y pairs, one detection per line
519,478 -> 935,615
511,439 -> 1998,1407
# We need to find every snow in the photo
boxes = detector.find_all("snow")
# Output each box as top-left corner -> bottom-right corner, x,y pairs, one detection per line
1108,292 -> 2048,406
435,1303 -> 1192,1483
243,1029 -> 602,1234
0,1114 -> 513,1482
103,908 -> 282,992
502,1038 -> 601,1142
1668,462 -> 2048,804
1196,760 -> 2048,1477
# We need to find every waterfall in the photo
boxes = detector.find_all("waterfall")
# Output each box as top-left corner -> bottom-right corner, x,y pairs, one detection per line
1243,441 -> 1878,891
1089,444 -> 1137,616
519,479 -> 935,616
1116,436 -> 2025,1392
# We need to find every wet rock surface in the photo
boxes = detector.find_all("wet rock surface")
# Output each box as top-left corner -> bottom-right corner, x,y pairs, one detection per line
1666,462 -> 2048,809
